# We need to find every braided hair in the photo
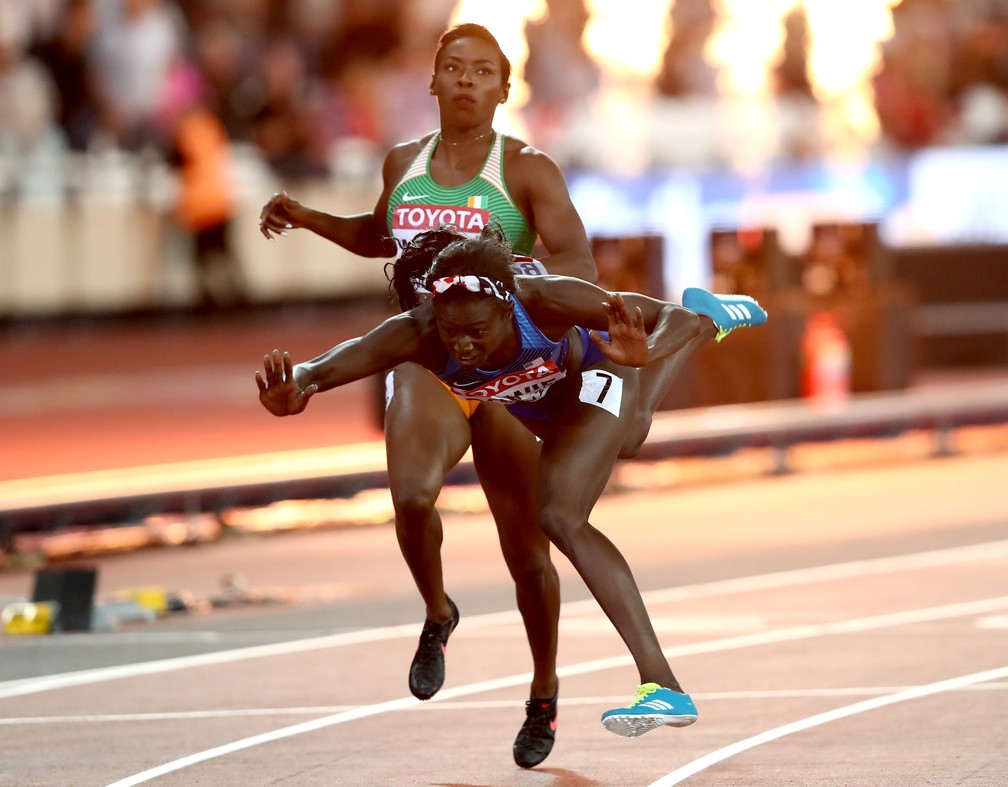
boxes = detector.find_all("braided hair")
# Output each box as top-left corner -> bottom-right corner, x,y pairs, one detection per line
388,223 -> 516,310
425,224 -> 516,303
388,226 -> 465,310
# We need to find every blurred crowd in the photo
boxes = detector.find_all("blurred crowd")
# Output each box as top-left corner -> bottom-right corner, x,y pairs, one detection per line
872,0 -> 1008,149
0,0 -> 1006,190
0,0 -> 456,185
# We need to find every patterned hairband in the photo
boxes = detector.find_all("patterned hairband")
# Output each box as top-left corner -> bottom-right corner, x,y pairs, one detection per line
431,275 -> 511,302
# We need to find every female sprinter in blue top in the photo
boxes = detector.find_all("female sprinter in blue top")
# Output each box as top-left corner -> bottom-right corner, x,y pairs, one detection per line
256,225 -> 767,742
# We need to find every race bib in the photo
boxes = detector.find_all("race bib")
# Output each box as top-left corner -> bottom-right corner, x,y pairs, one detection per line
579,369 -> 623,417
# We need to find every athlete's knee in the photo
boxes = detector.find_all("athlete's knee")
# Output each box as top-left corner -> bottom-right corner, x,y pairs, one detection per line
391,482 -> 441,525
501,540 -> 556,586
619,410 -> 653,459
536,504 -> 581,556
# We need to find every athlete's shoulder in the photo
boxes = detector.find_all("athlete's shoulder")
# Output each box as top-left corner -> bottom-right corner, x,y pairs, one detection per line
514,273 -> 565,301
383,133 -> 437,180
500,135 -> 565,184
501,134 -> 555,164
384,302 -> 443,356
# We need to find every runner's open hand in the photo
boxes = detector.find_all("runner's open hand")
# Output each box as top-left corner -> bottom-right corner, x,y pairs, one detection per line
259,191 -> 305,241
589,293 -> 649,367
255,350 -> 317,416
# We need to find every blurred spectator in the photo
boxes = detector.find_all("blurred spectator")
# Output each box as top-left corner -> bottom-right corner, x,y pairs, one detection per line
948,0 -> 1008,94
2,0 -> 1006,187
0,0 -> 62,48
376,0 -> 453,146
655,0 -> 717,98
93,0 -> 186,151
946,0 -> 1008,144
0,36 -> 60,194
316,54 -> 385,147
774,5 -> 812,99
313,0 -> 418,157
249,36 -> 329,181
29,0 -> 107,152
523,0 -> 601,144
320,0 -> 402,78
873,0 -> 956,150
190,15 -> 258,141
158,59 -> 246,308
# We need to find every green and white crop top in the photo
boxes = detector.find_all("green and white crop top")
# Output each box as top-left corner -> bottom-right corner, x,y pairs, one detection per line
386,131 -> 537,256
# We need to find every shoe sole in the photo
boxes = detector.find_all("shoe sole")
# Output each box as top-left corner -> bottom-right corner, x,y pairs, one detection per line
601,712 -> 697,738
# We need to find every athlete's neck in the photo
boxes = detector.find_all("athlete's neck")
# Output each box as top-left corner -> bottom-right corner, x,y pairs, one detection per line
439,129 -> 493,147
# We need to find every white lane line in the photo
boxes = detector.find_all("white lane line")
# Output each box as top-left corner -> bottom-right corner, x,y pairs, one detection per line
5,684 -> 1007,727
534,595 -> 1008,681
104,594 -> 1008,787
647,665 -> 1008,787
0,622 -> 422,700
4,537 -> 1007,701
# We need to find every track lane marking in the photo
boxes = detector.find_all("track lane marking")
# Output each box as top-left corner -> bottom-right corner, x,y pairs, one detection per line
5,683 -> 1007,727
648,666 -> 1008,786
4,538 -> 1007,701
103,594 -> 1008,786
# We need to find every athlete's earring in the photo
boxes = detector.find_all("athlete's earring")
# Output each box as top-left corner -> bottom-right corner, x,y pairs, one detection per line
499,97 -> 506,104
429,88 -> 436,96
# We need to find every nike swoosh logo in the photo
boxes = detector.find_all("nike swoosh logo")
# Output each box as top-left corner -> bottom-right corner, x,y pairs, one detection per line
401,192 -> 429,202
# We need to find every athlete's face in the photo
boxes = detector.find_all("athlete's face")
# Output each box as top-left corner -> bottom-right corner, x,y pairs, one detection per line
432,297 -> 516,371
430,37 -> 508,121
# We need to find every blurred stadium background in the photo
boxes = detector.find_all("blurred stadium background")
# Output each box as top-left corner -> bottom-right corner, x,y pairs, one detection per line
2,0 -> 1007,396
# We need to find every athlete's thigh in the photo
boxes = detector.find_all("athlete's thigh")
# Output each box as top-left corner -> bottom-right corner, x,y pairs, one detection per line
469,401 -> 546,552
469,400 -> 540,487
537,362 -> 639,517
384,362 -> 472,490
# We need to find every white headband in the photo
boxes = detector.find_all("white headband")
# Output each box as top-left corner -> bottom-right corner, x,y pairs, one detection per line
431,275 -> 511,302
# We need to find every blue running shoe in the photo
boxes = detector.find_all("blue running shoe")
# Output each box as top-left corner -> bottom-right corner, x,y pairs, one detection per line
601,683 -> 698,738
682,287 -> 767,342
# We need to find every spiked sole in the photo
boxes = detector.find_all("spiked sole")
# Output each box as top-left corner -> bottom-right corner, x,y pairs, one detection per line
601,712 -> 697,738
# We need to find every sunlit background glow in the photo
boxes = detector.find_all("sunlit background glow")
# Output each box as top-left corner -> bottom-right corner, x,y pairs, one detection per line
451,0 -> 902,169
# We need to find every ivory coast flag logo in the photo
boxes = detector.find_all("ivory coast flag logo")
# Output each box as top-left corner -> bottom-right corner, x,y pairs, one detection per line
467,196 -> 484,209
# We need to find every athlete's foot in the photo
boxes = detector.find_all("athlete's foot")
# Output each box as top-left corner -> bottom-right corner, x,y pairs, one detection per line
408,596 -> 459,700
600,683 -> 698,738
682,287 -> 768,342
513,688 -> 558,768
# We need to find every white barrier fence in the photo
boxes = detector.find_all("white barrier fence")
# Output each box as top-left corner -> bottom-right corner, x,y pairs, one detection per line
0,146 -> 390,316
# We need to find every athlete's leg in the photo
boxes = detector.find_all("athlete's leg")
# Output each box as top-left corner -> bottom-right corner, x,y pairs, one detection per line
622,310 -> 717,458
384,362 -> 471,621
470,401 -> 562,767
533,364 -> 680,690
470,402 -> 559,699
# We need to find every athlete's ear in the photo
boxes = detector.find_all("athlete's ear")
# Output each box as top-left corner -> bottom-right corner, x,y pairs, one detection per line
429,77 -> 436,96
499,82 -> 510,105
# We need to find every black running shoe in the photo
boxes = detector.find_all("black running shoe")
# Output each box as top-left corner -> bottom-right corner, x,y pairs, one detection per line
513,689 -> 558,769
408,596 -> 459,700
